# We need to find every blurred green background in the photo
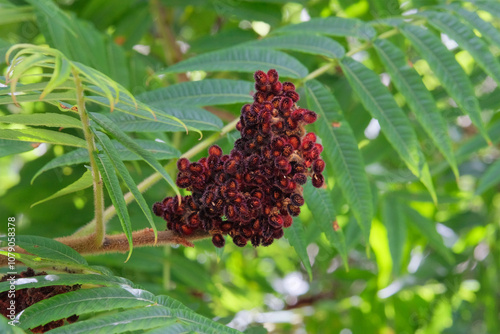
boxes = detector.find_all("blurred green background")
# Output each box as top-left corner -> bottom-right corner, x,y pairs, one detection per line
1,0 -> 500,333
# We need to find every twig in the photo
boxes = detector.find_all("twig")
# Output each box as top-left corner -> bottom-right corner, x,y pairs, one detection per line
0,230 -> 211,266
72,68 -> 105,247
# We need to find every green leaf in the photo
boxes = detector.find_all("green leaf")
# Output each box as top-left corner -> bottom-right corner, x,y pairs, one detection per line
154,296 -> 241,334
30,170 -> 93,207
476,158 -> 500,195
0,139 -> 33,157
161,47 -> 309,79
40,57 -> 72,99
0,113 -> 82,129
303,182 -> 348,267
448,5 -> 500,49
0,5 -> 34,26
0,251 -> 102,275
420,11 -> 500,86
373,38 -> 458,179
273,17 -> 376,40
403,206 -> 454,264
143,323 -> 200,334
31,139 -> 180,183
6,235 -> 87,265
105,107 -> 223,132
381,195 -> 407,274
25,0 -> 76,37
0,314 -> 26,334
90,112 -> 181,199
398,23 -> 491,145
18,287 -> 156,331
0,39 -> 12,65
0,91 -> 76,105
94,152 -> 133,261
0,273 -> 133,294
244,33 -> 345,59
45,304 -> 240,334
94,131 -> 157,242
304,80 -> 373,243
86,96 -> 191,134
340,57 -> 436,203
138,79 -> 253,106
473,1 -> 500,19
284,217 -> 313,280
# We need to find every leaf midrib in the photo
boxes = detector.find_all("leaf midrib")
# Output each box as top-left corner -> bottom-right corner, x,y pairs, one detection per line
341,60 -> 418,169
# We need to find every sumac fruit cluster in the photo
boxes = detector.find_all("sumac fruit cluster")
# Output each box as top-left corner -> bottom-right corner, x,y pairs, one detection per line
153,69 -> 325,248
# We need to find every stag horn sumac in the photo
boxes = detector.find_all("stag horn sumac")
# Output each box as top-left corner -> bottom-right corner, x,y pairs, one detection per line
153,69 -> 325,248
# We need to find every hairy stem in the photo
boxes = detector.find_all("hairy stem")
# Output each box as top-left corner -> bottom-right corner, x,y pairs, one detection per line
72,67 -> 105,247
72,117 -> 240,238
0,230 -> 211,266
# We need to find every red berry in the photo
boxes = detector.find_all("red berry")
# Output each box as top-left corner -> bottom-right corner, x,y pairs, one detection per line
280,97 -> 293,112
305,132 -> 317,142
177,158 -> 190,172
212,234 -> 225,248
286,90 -> 300,102
313,159 -> 326,173
312,173 -> 325,188
282,82 -> 295,92
303,110 -> 317,124
268,214 -> 284,228
254,70 -> 268,84
291,193 -> 305,206
233,235 -> 248,247
267,69 -> 279,83
208,145 -> 223,157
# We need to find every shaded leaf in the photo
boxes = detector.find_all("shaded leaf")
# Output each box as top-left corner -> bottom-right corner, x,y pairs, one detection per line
340,57 -> 436,203
161,47 -> 309,79
31,139 -> 180,183
138,79 -> 253,106
304,80 -> 373,243
273,17 -> 376,40
18,287 -> 155,330
0,274 -> 134,294
404,206 -> 454,264
285,217 -> 313,280
8,235 -> 87,265
0,113 -> 82,129
90,112 -> 180,199
303,182 -> 348,267
0,139 -> 33,157
448,4 -> 500,49
94,131 -> 157,241
381,195 -> 407,274
30,170 -> 93,207
104,107 -> 223,132
476,158 -> 500,195
398,23 -> 491,144
94,152 -> 134,261
244,33 -> 345,59
420,11 -> 500,86
373,38 -> 458,178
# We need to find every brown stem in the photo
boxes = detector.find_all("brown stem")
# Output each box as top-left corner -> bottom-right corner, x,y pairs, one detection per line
151,0 -> 188,81
0,230 -> 211,266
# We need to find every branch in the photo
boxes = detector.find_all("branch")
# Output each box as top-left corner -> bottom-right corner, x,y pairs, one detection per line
72,67 -> 105,247
0,229 -> 212,266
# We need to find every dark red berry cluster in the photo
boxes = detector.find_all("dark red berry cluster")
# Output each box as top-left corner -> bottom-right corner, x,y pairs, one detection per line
0,268 -> 80,333
153,69 -> 325,248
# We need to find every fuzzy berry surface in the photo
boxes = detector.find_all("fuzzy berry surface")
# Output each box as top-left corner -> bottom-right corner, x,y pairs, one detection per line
153,69 -> 325,248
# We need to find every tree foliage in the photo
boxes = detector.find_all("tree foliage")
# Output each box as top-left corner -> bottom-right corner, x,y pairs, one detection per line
0,0 -> 499,333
